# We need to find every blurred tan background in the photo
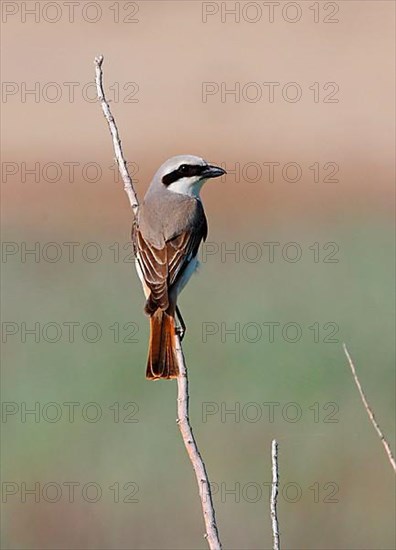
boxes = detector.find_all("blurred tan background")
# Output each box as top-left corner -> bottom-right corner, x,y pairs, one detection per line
1,1 -> 395,549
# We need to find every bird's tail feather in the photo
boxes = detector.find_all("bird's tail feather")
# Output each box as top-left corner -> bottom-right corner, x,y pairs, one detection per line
146,310 -> 179,380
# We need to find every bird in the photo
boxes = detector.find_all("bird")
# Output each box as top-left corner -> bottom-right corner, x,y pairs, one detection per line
132,155 -> 226,380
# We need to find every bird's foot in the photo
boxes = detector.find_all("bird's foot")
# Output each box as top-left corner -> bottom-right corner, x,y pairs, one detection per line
175,324 -> 186,341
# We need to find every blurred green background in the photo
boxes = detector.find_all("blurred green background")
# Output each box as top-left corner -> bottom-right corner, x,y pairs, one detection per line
1,1 -> 395,549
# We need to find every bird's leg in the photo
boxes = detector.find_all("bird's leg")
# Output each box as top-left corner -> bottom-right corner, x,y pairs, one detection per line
175,306 -> 186,341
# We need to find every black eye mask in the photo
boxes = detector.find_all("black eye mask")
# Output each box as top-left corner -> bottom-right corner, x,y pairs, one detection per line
162,164 -> 207,186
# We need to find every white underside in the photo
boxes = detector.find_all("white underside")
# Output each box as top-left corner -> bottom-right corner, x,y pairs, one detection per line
174,255 -> 199,295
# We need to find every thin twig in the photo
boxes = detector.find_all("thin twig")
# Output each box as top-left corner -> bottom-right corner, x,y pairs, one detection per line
270,440 -> 280,550
343,343 -> 396,473
175,337 -> 222,549
94,55 -> 139,215
94,55 -> 222,549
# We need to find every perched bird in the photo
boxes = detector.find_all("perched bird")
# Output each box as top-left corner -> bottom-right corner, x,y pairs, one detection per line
132,155 -> 226,380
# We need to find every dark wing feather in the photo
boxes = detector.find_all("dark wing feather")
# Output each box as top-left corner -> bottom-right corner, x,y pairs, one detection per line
132,212 -> 207,314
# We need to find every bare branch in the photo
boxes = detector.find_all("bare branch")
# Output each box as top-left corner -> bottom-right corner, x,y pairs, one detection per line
94,55 -> 222,549
270,439 -> 280,550
343,343 -> 396,473
94,55 -> 139,215
175,336 -> 222,549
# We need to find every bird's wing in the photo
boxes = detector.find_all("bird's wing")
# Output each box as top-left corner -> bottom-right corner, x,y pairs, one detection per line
132,215 -> 207,313
166,223 -> 206,286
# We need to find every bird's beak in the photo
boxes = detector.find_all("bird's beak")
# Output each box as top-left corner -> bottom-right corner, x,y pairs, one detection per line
202,165 -> 227,179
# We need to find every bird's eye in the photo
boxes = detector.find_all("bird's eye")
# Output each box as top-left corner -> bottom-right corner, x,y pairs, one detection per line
179,164 -> 188,173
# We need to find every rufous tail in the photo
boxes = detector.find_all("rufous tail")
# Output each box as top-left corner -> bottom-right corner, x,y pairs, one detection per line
146,309 -> 179,380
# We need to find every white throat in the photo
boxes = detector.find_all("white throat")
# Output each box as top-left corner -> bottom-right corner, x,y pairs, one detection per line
167,177 -> 207,197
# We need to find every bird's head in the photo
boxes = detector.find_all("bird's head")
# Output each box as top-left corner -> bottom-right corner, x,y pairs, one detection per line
155,155 -> 226,197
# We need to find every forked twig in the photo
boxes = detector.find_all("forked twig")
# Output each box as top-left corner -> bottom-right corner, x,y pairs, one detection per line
94,55 -> 222,549
343,343 -> 396,473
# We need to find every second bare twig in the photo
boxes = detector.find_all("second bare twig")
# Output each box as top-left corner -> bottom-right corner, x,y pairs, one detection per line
343,343 -> 396,473
270,439 -> 280,550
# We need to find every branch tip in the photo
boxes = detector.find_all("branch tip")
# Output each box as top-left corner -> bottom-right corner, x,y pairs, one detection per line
93,55 -> 139,216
